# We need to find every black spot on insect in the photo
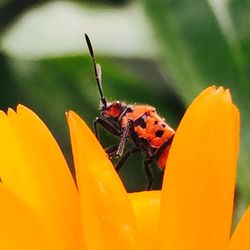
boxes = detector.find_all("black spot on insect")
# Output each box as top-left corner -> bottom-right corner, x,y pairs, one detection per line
134,117 -> 146,128
154,121 -> 158,125
155,130 -> 164,138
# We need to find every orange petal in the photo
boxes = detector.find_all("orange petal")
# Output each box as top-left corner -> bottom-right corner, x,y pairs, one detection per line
0,105 -> 83,250
0,184 -> 60,250
159,87 -> 239,250
67,111 -> 142,250
227,206 -> 250,250
129,191 -> 160,250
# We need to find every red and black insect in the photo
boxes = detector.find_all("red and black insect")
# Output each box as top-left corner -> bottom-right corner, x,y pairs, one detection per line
85,34 -> 175,190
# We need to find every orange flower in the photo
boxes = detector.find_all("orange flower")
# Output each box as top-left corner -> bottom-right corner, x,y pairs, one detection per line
0,86 -> 248,250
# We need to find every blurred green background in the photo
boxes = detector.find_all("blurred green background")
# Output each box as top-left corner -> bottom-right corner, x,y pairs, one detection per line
0,0 -> 249,220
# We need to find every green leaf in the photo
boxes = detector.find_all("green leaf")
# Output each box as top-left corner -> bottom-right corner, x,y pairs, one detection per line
143,0 -> 250,201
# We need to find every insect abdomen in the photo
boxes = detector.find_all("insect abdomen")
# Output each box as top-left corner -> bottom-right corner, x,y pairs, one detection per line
134,110 -> 175,148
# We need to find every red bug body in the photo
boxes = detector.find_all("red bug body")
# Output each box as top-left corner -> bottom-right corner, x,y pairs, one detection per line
101,101 -> 175,169
85,34 -> 175,189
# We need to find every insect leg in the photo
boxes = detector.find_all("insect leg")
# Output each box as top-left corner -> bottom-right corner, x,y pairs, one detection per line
115,147 -> 140,172
116,122 -> 130,157
105,144 -> 119,158
94,117 -> 121,140
144,156 -> 154,190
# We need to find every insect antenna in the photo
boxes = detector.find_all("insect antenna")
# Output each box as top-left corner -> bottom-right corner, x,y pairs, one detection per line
84,33 -> 107,107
